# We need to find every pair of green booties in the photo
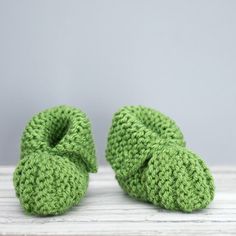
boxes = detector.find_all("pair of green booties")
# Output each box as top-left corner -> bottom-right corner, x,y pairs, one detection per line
14,105 -> 215,216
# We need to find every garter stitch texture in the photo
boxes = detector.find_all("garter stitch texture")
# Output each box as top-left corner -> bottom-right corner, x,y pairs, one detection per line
13,105 -> 97,216
106,106 -> 214,212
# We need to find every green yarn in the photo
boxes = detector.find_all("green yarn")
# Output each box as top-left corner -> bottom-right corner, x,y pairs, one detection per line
106,106 -> 215,212
13,105 -> 97,216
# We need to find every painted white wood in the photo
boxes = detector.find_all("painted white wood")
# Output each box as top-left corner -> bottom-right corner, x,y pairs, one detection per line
0,166 -> 236,236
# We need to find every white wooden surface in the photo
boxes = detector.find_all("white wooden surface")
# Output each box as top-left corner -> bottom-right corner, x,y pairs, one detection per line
0,166 -> 236,236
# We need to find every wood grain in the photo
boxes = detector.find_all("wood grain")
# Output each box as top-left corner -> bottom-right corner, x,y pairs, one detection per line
0,166 -> 236,236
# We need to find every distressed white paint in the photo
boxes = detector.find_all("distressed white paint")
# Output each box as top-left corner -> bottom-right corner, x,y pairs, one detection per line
0,166 -> 236,236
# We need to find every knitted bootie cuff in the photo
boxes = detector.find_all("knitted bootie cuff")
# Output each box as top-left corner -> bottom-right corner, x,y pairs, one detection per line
106,106 -> 185,178
20,105 -> 97,172
106,106 -> 215,212
14,105 -> 97,215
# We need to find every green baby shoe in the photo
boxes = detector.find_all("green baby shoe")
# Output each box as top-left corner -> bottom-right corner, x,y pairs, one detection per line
106,106 -> 214,212
13,105 -> 97,216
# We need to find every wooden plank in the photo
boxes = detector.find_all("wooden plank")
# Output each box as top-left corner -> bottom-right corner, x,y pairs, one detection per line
0,222 -> 236,236
1,208 -> 236,222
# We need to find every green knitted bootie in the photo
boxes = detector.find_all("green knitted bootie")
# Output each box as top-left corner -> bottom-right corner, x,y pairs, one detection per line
13,105 -> 97,216
106,106 -> 214,212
